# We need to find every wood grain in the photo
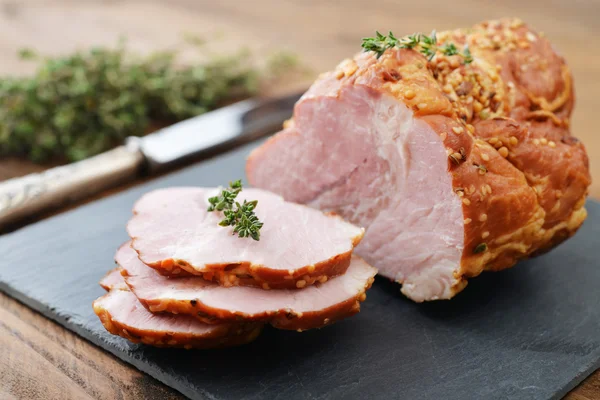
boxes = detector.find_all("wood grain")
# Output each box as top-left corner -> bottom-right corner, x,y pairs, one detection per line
0,0 -> 598,398
0,291 -> 183,400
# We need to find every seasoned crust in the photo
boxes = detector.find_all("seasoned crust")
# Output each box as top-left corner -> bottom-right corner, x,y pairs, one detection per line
117,242 -> 377,331
271,18 -> 590,294
126,273 -> 374,331
151,245 -> 357,290
93,291 -> 262,349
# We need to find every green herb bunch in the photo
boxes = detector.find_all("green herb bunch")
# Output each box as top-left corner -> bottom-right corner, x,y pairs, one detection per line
0,42 -> 295,163
208,180 -> 263,241
362,30 -> 473,64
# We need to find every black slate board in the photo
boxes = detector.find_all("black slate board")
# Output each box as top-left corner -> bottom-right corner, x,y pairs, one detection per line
1,140 -> 599,400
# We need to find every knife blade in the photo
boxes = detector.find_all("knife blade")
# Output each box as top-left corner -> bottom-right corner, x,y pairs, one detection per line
0,91 -> 301,230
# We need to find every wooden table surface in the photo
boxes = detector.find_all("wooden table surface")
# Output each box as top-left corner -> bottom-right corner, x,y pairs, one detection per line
1,1 -> 599,399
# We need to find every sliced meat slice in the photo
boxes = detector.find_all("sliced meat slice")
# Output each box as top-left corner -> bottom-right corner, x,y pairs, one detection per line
99,268 -> 128,291
117,243 -> 377,331
127,187 -> 364,289
93,288 -> 262,349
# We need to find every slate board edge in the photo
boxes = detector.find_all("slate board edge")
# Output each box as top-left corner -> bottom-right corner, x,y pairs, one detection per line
0,279 -> 207,400
553,358 -> 600,400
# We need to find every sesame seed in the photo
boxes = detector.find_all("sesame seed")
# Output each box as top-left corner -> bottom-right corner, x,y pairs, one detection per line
359,293 -> 367,302
324,318 -> 330,324
450,152 -> 463,164
549,141 -> 556,148
479,213 -> 488,222
467,124 -> 475,133
482,231 -> 490,239
526,32 -> 537,42
486,184 -> 492,194
473,101 -> 483,113
494,141 -> 503,149
481,153 -> 490,161
440,132 -> 448,141
262,283 -> 270,290
498,146 -> 509,157
404,89 -> 416,100
540,138 -> 548,145
510,19 -> 524,29
334,70 -> 344,79
489,137 -> 499,145
464,218 -> 472,224
319,276 -> 328,283
307,265 -> 315,273
452,126 -> 464,134
344,63 -> 358,77
296,280 -> 306,288
443,84 -> 453,94
417,102 -> 428,110
533,138 -> 540,145
509,136 -> 518,146
463,198 -> 471,205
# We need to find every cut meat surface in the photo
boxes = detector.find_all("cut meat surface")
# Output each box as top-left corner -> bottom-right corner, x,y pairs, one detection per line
93,282 -> 262,349
117,242 -> 377,331
247,18 -> 590,302
99,268 -> 128,291
127,187 -> 364,289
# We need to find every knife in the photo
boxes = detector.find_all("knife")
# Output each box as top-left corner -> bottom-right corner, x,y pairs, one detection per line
0,92 -> 301,229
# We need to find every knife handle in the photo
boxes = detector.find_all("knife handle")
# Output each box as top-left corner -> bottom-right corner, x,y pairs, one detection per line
0,144 -> 144,229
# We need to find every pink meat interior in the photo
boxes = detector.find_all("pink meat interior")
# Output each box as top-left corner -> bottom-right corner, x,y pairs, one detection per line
248,85 -> 464,301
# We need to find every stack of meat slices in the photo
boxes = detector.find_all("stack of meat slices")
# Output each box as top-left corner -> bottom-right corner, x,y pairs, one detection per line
93,187 -> 377,349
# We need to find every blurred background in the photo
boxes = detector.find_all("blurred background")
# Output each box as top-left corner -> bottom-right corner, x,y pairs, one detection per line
1,2 -> 600,398
0,0 -> 598,196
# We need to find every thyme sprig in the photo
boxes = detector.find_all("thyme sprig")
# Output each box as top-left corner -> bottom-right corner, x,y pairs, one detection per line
0,41 -> 301,163
208,180 -> 263,241
361,30 -> 473,64
207,179 -> 242,212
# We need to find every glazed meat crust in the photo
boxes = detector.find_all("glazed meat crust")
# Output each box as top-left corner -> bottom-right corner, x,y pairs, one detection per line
250,18 -> 590,295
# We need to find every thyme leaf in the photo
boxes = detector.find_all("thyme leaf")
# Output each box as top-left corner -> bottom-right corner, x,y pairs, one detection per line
208,180 -> 263,241
361,30 -> 473,64
473,243 -> 488,254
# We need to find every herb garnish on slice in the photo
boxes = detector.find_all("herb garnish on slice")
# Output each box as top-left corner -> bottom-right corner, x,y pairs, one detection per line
208,180 -> 264,241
